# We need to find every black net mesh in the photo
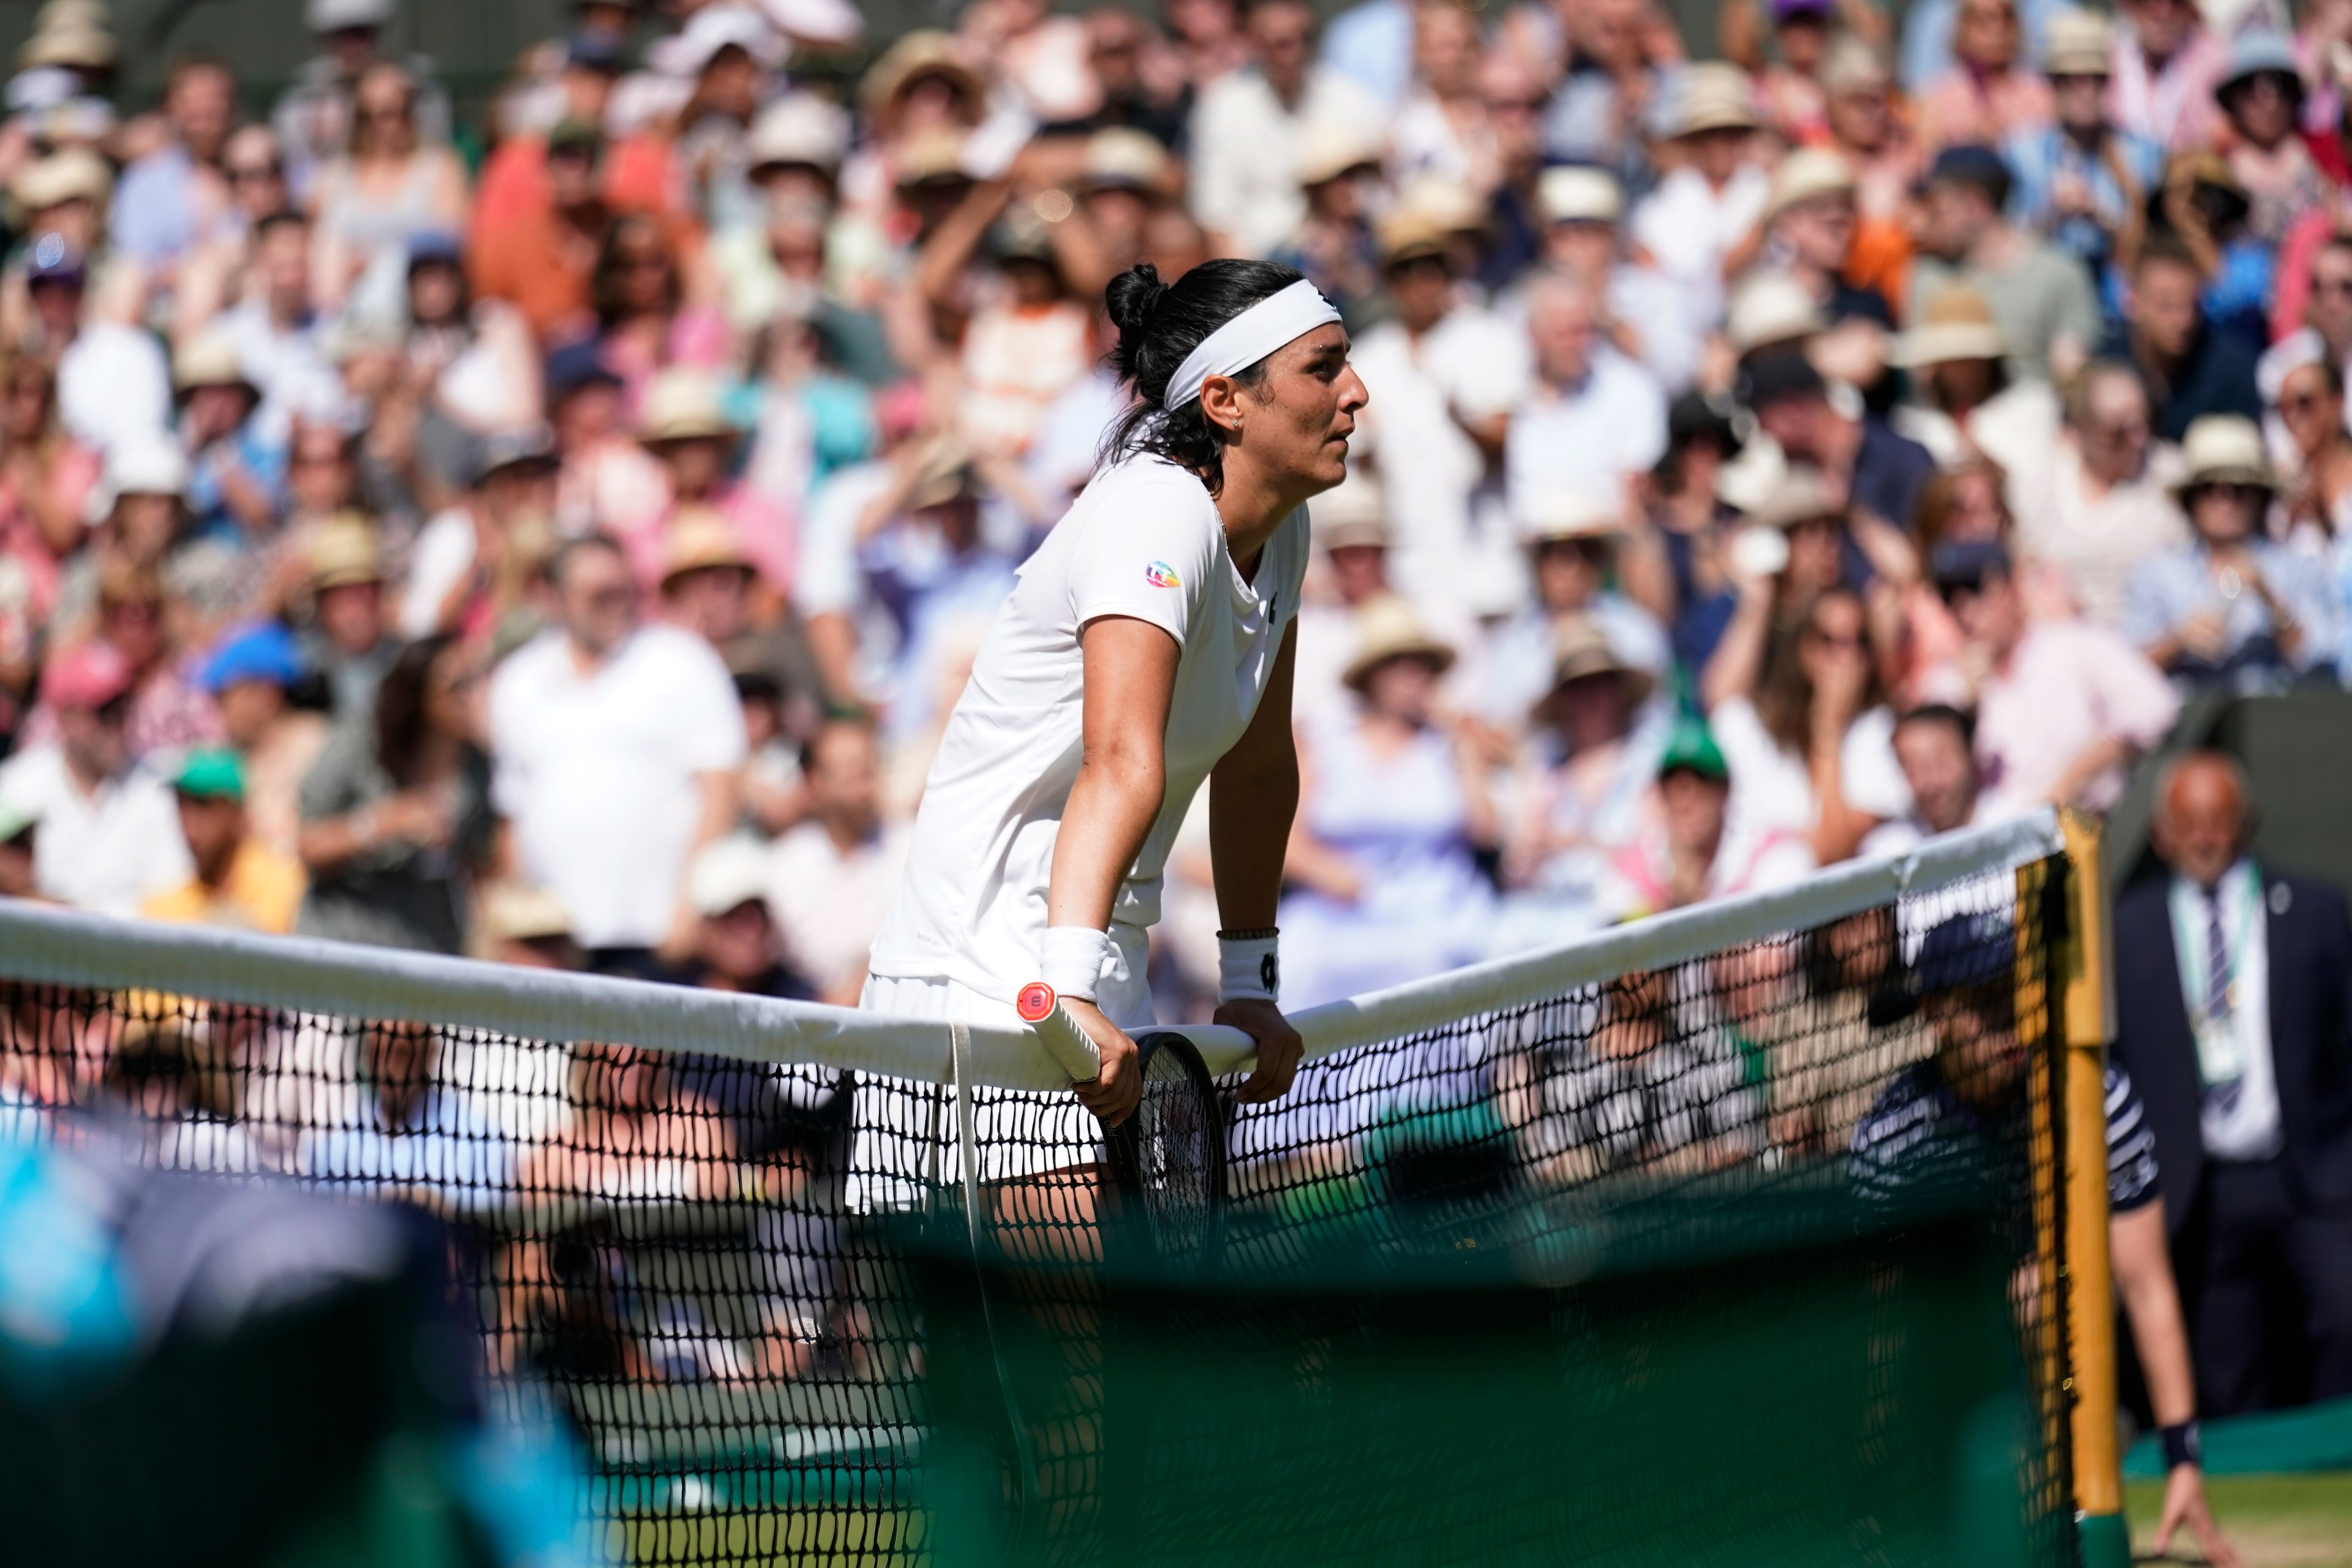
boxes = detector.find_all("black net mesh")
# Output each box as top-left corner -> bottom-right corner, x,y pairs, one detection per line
0,851 -> 2074,1566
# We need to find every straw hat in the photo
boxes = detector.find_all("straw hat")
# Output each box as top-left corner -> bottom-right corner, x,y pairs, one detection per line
1079,127 -> 1172,194
1725,271 -> 1825,355
660,505 -> 755,587
1395,175 -> 1488,236
1293,118 -> 1384,188
479,882 -> 575,945
173,330 -> 257,398
11,146 -> 110,213
892,127 -> 970,188
1314,469 -> 1391,550
1540,618 -> 1654,712
1819,35 -> 1891,95
905,434 -> 979,510
19,18 -> 116,70
859,31 -> 984,124
1374,205 -> 1450,268
688,837 -> 772,918
1342,595 -> 1456,692
1890,285 -> 2008,368
1518,488 -> 1621,545
1668,63 -> 1760,138
307,513 -> 385,590
636,372 -> 736,445
1749,467 -> 1845,531
1763,147 -> 1855,224
747,92 -> 850,175
2041,10 -> 2114,77
2170,415 -> 2275,496
1537,165 -> 1623,227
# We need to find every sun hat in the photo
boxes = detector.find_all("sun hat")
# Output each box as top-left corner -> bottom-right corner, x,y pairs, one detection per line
1750,467 -> 1847,532
660,506 -> 756,588
1726,271 -> 1826,356
1669,63 -> 1761,138
1540,618 -> 1655,712
307,513 -> 385,590
2041,10 -> 2114,77
1341,595 -> 1457,692
1763,146 -> 1856,224
1314,469 -> 1391,550
1293,118 -> 1385,188
2170,414 -> 2275,496
173,331 -> 259,399
748,92 -> 851,175
688,838 -> 772,918
636,372 -> 737,446
1537,165 -> 1623,226
1890,285 -> 2008,368
1518,488 -> 1622,545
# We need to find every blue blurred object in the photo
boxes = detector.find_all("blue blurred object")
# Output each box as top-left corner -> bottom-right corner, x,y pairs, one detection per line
198,620 -> 306,693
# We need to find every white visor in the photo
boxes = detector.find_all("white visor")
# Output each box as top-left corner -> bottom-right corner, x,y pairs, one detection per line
1161,279 -> 1344,410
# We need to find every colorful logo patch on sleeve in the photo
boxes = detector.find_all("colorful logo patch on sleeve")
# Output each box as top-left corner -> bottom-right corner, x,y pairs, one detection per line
1144,560 -> 1182,589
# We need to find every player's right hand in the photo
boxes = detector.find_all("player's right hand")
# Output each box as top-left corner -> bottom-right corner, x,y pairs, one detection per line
1061,997 -> 1141,1128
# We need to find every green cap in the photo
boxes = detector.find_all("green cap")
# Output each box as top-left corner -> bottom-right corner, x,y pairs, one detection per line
173,747 -> 246,802
1657,716 -> 1730,783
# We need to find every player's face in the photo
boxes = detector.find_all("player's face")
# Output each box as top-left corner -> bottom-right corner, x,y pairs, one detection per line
1246,323 -> 1365,492
1929,992 -> 2025,1107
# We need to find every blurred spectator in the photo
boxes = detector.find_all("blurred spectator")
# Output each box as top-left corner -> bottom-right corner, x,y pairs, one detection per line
1743,351 -> 1934,538
2124,415 -> 2335,688
1860,702 -> 1991,855
1493,619 -> 1664,944
310,61 -> 470,321
488,535 -> 746,974
2005,12 -> 2164,287
2113,752 -> 2352,1417
1544,0 -> 1682,192
1629,64 -> 1770,325
1268,121 -> 1387,328
2110,0 -> 2228,154
1480,491 -> 1670,727
2277,358 -> 2352,546
273,0 -> 452,202
140,747 -> 305,933
2214,32 -> 2319,251
1282,598 -> 1494,1008
2261,236 -> 2352,410
1821,36 -> 1923,228
175,333 -> 281,541
0,643 -> 190,914
1910,144 -> 2101,385
1351,200 -> 1527,619
108,56 -> 236,276
2113,236 -> 2264,444
477,881 -> 584,971
402,427 -> 558,641
1526,164 -> 1704,395
197,620 -> 328,857
297,633 -> 492,954
766,718 -> 907,1007
303,1019 -> 513,1210
1190,0 -> 1379,260
1504,271 -> 1669,537
468,120 -> 615,342
298,512 -> 400,720
2016,359 -> 2190,625
681,838 -> 812,997
1603,714 -> 1817,918
1934,538 -> 2177,811
34,230 -> 173,457
1890,283 -> 2063,484
634,372 -> 791,593
1915,0 -> 2054,153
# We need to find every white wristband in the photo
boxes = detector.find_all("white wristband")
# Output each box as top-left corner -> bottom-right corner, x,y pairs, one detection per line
1218,933 -> 1280,1003
1038,925 -> 1114,1005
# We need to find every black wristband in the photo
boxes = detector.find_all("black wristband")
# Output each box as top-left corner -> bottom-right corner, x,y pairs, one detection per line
2159,1420 -> 2201,1471
1217,927 -> 1279,941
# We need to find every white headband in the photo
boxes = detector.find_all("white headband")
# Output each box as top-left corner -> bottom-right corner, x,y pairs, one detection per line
1162,279 -> 1343,410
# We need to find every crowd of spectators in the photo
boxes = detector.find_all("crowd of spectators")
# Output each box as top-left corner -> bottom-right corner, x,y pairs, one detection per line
0,0 -> 2343,1411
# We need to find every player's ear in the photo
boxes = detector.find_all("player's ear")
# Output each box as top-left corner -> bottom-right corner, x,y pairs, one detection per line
1197,373 -> 1246,439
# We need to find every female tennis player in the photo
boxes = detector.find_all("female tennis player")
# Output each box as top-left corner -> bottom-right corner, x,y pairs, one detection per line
862,258 -> 1365,1132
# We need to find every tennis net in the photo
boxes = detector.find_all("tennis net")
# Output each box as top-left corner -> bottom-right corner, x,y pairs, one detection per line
0,809 -> 2078,1564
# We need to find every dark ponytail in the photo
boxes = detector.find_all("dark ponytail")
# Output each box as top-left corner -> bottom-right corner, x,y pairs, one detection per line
1098,258 -> 1306,496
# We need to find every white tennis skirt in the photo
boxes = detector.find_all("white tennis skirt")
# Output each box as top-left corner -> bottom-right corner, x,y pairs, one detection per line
847,925 -> 1156,1210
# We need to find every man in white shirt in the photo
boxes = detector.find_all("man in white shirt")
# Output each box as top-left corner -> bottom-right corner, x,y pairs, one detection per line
0,644 -> 191,915
1189,0 -> 1381,259
766,719 -> 908,1007
1504,271 -> 1670,535
1349,205 -> 1530,620
29,239 -> 172,458
488,534 -> 747,974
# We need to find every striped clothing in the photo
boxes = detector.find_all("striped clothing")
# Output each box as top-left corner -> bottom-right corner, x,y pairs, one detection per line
1850,1058 -> 2160,1212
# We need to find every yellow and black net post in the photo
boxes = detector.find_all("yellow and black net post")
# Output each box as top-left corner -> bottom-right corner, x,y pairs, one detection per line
2056,810 -> 2128,1566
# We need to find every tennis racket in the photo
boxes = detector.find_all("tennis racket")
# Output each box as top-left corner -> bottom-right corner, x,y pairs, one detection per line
1106,1032 -> 1226,1269
1014,981 -> 1102,1084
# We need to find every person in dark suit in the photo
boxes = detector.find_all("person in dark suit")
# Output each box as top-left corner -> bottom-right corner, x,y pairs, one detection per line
2113,750 -> 2352,1417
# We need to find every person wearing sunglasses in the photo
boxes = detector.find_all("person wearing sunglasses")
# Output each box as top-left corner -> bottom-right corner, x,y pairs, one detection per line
2277,357 -> 2352,545
2122,414 -> 2338,690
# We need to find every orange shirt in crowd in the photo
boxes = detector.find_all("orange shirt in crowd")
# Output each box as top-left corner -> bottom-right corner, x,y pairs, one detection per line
140,842 -> 306,935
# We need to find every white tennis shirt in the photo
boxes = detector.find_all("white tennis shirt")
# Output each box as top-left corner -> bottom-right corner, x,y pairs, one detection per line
868,453 -> 1308,1003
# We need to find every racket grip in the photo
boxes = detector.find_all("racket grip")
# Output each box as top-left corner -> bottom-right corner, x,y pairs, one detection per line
1016,982 -> 1102,1083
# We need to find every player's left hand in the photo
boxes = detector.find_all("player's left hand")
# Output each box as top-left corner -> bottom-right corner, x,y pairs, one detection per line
1218,997 -> 1304,1104
2154,1464 -> 2239,1567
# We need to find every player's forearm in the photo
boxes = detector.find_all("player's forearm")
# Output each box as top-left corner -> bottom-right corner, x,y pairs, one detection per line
1210,753 -> 1298,929
2113,1203 -> 2198,1428
1049,744 -> 1165,931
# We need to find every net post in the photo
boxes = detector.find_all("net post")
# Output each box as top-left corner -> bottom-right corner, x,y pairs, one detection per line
2055,809 -> 2127,1565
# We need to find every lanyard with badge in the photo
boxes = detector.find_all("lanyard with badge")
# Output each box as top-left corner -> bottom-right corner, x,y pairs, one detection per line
2176,862 -> 2258,1095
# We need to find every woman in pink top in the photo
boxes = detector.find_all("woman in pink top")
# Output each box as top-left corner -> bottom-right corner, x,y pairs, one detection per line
1915,0 -> 2055,151
587,214 -> 729,420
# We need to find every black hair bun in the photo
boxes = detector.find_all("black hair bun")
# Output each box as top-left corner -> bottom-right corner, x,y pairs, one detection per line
1104,263 -> 1167,341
